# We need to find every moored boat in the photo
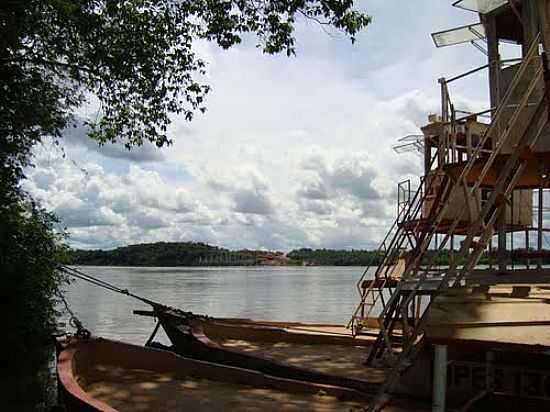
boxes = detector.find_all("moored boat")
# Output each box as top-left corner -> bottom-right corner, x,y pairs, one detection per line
135,306 -> 385,393
57,336 -> 375,412
57,336 -> 434,411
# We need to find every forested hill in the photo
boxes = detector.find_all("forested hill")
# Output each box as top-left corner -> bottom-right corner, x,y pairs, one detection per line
70,242 -> 271,266
68,242 -> 383,267
69,242 -> 542,267
286,248 -> 381,266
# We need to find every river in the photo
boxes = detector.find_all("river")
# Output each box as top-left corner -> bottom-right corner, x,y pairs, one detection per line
61,265 -> 375,345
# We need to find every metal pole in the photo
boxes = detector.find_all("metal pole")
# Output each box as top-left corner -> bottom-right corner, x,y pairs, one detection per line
439,78 -> 449,168
538,184 -> 543,269
526,229 -> 530,269
486,351 -> 495,392
498,208 -> 507,272
432,344 -> 448,412
489,236 -> 493,270
511,191 -> 515,270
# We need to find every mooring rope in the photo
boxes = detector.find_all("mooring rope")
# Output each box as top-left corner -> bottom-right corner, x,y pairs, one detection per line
55,287 -> 91,338
56,265 -> 208,322
57,265 -> 159,307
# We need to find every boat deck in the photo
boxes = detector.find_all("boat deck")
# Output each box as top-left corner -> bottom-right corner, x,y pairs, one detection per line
271,325 -> 375,341
425,285 -> 550,351
84,363 -> 428,412
84,364 -> 366,412
218,339 -> 385,382
218,320 -> 375,342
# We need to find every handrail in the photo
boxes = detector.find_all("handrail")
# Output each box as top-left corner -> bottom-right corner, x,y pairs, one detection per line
446,63 -> 489,84
374,32 -> 542,337
441,52 -> 540,136
414,33 -> 542,285
347,151 -> 438,331
366,32 -> 545,409
445,55 -> 538,85
453,108 -> 494,123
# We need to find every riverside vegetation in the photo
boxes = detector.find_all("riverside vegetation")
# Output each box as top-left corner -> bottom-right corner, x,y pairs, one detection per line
69,242 -> 383,266
69,241 -> 547,268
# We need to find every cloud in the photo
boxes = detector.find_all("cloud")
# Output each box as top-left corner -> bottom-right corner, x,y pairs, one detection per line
55,198 -> 124,228
23,2 -> 493,251
233,189 -> 273,215
63,121 -> 165,163
127,211 -> 168,229
296,152 -> 390,221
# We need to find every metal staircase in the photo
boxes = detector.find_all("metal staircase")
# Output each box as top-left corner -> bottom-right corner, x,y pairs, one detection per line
364,35 -> 548,410
347,155 -> 437,335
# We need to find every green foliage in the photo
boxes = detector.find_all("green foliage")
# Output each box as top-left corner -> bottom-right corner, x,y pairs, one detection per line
70,242 -> 550,268
287,248 -> 382,266
70,242 -> 271,266
2,0 -> 371,152
1,192 -> 69,373
0,2 -> 370,402
70,243 -> 382,267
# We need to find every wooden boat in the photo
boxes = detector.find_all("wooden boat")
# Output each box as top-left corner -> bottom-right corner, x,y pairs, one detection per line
57,336 -> 374,411
134,306 -> 385,393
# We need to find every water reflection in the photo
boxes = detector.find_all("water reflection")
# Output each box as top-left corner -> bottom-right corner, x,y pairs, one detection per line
62,266 -> 374,345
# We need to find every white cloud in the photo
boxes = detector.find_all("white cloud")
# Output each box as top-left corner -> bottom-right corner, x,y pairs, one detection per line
63,121 -> 165,163
24,1 -> 491,251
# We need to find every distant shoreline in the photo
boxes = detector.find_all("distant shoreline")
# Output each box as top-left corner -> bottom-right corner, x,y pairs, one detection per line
68,241 -> 381,267
69,241 -> 547,268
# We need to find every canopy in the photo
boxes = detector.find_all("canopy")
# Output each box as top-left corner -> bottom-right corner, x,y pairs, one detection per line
432,23 -> 486,48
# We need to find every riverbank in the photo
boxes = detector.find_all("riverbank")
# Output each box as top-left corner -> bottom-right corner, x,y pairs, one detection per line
70,241 -> 549,268
69,242 -> 381,267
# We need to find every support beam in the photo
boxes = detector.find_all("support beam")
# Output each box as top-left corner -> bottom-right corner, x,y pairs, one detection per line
522,0 -> 540,55
538,184 -> 543,269
484,14 -> 500,112
432,344 -> 447,412
526,229 -> 530,269
486,351 -> 495,392
498,209 -> 507,272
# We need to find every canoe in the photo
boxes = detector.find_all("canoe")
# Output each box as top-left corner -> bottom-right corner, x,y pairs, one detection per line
135,307 -> 385,393
56,337 -> 373,412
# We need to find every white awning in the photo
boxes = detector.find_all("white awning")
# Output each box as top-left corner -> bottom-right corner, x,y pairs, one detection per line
452,0 -> 508,14
432,23 -> 486,48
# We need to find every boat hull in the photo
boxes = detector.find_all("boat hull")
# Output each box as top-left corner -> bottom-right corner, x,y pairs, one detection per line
57,337 -> 372,411
151,310 -> 383,394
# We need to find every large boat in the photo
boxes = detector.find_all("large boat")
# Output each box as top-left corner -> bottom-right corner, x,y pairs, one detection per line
133,305 -> 385,393
56,336 -> 379,412
347,1 -> 550,411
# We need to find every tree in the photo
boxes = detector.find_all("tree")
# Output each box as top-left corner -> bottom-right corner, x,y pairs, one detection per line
1,0 -> 370,406
2,0 -> 371,154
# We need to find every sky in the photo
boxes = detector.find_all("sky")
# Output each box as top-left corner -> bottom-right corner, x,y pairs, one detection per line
24,1 -> 509,252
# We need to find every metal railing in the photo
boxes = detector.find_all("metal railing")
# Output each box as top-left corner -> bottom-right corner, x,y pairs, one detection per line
436,53 -> 541,167
347,153 -> 437,333
366,33 -> 545,411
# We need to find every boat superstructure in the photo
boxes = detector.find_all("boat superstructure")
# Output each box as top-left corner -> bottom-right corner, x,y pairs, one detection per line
350,0 -> 550,410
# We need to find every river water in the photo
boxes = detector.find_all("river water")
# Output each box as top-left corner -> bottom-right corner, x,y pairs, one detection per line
62,265 -> 374,345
